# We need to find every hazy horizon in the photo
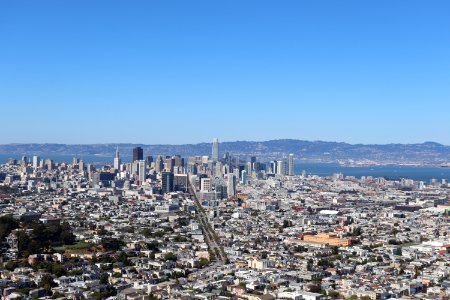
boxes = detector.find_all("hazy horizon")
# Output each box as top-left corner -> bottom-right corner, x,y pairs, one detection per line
0,139 -> 449,147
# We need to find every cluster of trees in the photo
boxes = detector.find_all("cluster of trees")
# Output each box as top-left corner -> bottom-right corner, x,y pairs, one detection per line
351,226 -> 363,237
0,215 -> 19,241
283,219 -> 293,228
17,222 -> 76,257
100,238 -> 124,252
0,186 -> 16,193
163,252 -> 177,261
140,227 -> 174,239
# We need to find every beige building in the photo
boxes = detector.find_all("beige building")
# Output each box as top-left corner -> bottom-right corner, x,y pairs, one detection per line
303,233 -> 352,247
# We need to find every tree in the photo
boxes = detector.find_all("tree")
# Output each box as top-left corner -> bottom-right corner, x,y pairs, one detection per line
164,252 -> 177,261
50,263 -> 67,277
283,219 -> 292,228
197,258 -> 209,268
16,231 -> 31,256
352,227 -> 362,236
308,283 -> 321,293
39,274 -> 56,294
4,261 -> 19,271
141,228 -> 153,238
0,215 -> 19,240
101,238 -> 123,251
99,273 -> 109,284
331,246 -> 339,255
328,290 -> 340,299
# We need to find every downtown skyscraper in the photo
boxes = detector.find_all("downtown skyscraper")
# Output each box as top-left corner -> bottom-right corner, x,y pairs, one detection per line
133,147 -> 143,162
288,153 -> 294,176
114,146 -> 121,169
212,138 -> 219,162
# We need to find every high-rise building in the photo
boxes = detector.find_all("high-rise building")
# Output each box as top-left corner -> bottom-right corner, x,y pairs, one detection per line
215,162 -> 223,177
277,160 -> 288,175
32,156 -> 40,169
188,163 -> 197,175
201,178 -> 211,192
246,162 -> 252,175
155,156 -> 164,172
114,146 -> 121,169
233,168 -> 240,181
174,174 -> 188,192
173,155 -> 184,167
212,138 -> 219,162
46,159 -> 54,171
79,160 -> 85,173
288,154 -> 294,176
164,156 -> 175,172
161,171 -> 174,194
133,147 -> 143,162
138,160 -> 146,183
227,174 -> 236,197
241,170 -> 247,185
146,156 -> 153,165
270,161 -> 277,174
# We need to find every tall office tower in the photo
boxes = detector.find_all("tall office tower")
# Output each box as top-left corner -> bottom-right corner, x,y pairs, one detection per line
227,174 -> 236,197
200,178 -> 211,192
164,157 -> 175,172
277,160 -> 288,175
246,162 -> 252,175
79,160 -> 85,173
32,156 -> 40,169
131,161 -> 139,175
46,159 -> 54,170
250,156 -> 256,172
270,161 -> 277,174
73,157 -> 79,165
161,171 -> 174,194
233,168 -> 240,181
224,152 -> 230,163
214,162 -> 223,177
188,163 -> 197,175
174,174 -> 188,192
212,138 -> 219,162
114,146 -> 121,169
138,160 -> 146,183
146,156 -> 153,165
133,147 -> 143,162
241,170 -> 247,185
288,154 -> 294,176
155,155 -> 164,172
173,155 -> 184,167
21,156 -> 28,164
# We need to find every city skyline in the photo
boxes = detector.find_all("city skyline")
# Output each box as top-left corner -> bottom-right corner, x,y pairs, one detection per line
1,1 -> 450,144
2,1 -> 450,298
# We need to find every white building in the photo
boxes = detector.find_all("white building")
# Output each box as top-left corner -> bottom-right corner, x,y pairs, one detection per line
201,178 -> 211,192
212,138 -> 219,162
288,153 -> 294,176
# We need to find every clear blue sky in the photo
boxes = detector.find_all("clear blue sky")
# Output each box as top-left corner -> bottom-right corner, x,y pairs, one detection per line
1,1 -> 449,145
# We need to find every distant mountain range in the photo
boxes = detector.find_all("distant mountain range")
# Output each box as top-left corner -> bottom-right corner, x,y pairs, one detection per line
1,140 -> 450,165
